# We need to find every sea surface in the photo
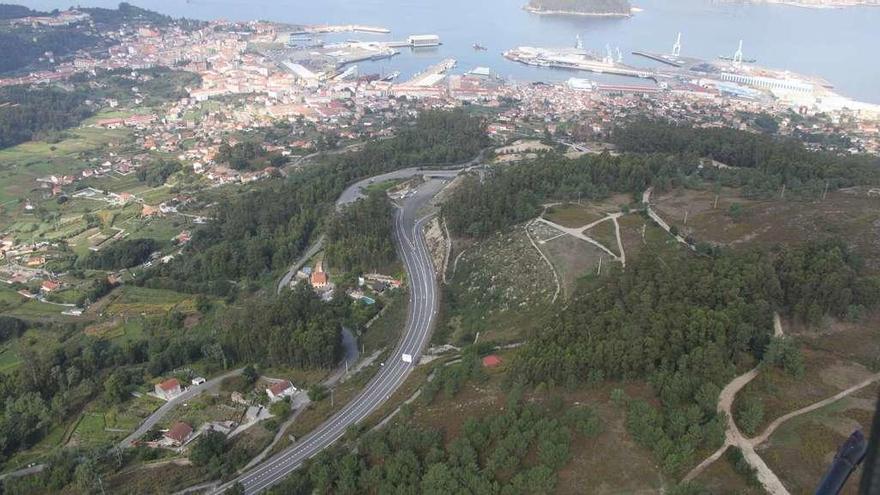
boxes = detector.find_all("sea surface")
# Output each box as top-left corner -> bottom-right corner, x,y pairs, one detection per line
30,0 -> 880,103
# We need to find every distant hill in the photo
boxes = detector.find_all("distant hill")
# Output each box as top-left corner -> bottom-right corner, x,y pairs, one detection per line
525,0 -> 632,16
0,4 -> 49,20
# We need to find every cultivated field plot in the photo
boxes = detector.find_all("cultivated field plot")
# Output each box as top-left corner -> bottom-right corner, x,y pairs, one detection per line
652,187 -> 880,273
98,286 -> 195,317
161,393 -> 246,432
0,127 -> 132,204
759,384 -> 878,495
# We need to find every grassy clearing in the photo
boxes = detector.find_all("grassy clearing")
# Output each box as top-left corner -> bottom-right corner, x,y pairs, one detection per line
0,346 -> 22,374
735,347 -> 875,434
760,385 -> 877,495
68,412 -> 117,448
410,361 -> 667,494
544,203 -> 605,228
692,450 -> 762,495
105,461 -> 205,495
445,226 -> 553,345
583,218 -> 618,256
796,311 -> 880,371
362,179 -> 402,195
534,225 -> 604,297
653,186 -> 880,274
360,290 -> 407,353
4,298 -> 69,320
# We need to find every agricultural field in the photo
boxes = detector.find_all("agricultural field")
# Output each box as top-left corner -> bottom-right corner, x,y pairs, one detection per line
96,286 -> 196,318
160,393 -> 246,432
0,289 -> 71,320
0,127 -> 133,205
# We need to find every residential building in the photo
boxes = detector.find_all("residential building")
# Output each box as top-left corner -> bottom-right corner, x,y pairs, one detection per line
266,380 -> 297,402
310,271 -> 329,289
163,421 -> 193,447
155,378 -> 183,400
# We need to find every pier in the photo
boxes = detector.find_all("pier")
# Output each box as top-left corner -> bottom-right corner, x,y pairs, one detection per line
404,58 -> 457,87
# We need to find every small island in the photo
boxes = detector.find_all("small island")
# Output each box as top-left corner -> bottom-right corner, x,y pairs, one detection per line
525,0 -> 633,16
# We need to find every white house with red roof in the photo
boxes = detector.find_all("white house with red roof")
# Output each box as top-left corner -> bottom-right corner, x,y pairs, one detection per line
155,378 -> 183,401
265,380 -> 297,402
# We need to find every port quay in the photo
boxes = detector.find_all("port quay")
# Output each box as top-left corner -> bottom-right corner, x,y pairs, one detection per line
257,20 -> 879,117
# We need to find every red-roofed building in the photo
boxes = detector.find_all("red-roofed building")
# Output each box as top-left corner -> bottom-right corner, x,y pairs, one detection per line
310,271 -> 328,289
41,280 -> 61,293
163,421 -> 192,446
155,378 -> 182,400
265,380 -> 296,402
482,355 -> 503,368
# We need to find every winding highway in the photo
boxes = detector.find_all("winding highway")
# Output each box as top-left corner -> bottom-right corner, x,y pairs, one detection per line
217,178 -> 444,494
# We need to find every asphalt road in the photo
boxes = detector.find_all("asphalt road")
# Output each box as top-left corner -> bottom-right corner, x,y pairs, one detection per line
117,368 -> 243,450
276,166 -> 462,295
221,180 -> 442,494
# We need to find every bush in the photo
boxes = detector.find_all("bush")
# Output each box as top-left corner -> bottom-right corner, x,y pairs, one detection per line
736,395 -> 764,436
762,337 -> 805,378
564,406 -> 602,437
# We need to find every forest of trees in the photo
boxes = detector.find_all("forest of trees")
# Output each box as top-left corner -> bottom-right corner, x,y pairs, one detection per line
79,3 -> 175,28
145,109 -> 486,295
0,313 -> 213,463
510,240 -> 879,474
145,179 -> 324,294
136,158 -> 182,186
0,68 -> 197,150
325,191 -> 396,274
268,387 -> 591,495
0,26 -> 99,75
612,119 -> 880,198
774,239 -> 880,324
0,86 -> 94,149
0,4 -> 48,19
219,284 -> 349,369
81,238 -> 159,270
442,152 -> 688,238
216,141 -> 286,171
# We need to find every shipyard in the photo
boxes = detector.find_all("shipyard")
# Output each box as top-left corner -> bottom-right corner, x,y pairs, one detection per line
503,32 -> 868,113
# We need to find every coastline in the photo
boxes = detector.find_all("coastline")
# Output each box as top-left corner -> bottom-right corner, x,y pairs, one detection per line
523,5 -> 634,17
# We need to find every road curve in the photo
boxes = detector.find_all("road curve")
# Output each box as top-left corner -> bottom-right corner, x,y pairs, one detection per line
219,181 -> 442,494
